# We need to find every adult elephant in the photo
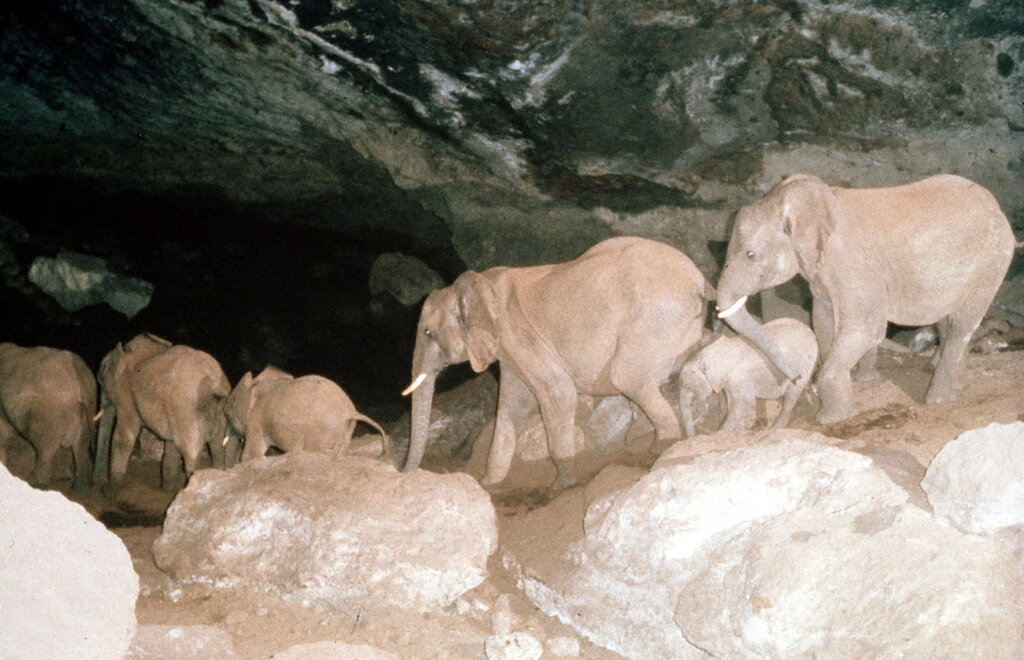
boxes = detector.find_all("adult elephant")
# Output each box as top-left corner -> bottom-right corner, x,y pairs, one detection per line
95,333 -> 234,495
0,343 -> 95,491
715,173 -> 1015,424
402,236 -> 714,490
226,366 -> 389,462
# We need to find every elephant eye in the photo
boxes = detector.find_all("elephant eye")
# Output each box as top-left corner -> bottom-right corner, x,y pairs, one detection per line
423,328 -> 433,338
745,250 -> 757,261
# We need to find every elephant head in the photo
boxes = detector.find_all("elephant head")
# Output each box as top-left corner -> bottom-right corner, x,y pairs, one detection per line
716,175 -> 836,381
678,365 -> 715,438
402,271 -> 499,471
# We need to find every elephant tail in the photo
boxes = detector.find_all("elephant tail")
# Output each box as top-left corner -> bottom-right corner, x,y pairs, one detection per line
353,412 -> 392,462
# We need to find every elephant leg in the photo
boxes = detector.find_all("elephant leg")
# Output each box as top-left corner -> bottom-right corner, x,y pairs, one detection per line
772,379 -> 807,429
29,436 -> 60,488
720,389 -> 756,432
69,428 -> 92,492
852,344 -> 882,383
816,325 -> 879,424
241,426 -> 269,462
528,371 -> 579,491
0,419 -> 16,470
161,441 -> 185,490
629,382 -> 682,451
103,410 -> 142,497
812,297 -> 836,359
926,303 -> 985,404
483,370 -> 532,488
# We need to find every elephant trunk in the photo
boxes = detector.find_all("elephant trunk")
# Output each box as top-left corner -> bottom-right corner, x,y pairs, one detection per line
92,399 -> 115,483
717,297 -> 799,382
404,372 -> 437,471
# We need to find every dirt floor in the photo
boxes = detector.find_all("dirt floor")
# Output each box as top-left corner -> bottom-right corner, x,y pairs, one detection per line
25,347 -> 1024,658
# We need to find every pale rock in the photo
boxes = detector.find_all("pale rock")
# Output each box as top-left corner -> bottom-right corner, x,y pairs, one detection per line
272,640 -> 398,659
0,462 -> 138,658
27,251 -> 153,317
152,453 -> 497,614
129,624 -> 235,659
490,593 -> 517,635
544,635 -> 581,657
516,434 -> 1024,658
368,251 -> 445,306
922,421 -> 1024,535
484,632 -> 543,660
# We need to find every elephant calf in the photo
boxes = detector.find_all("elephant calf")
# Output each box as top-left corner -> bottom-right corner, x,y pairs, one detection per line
226,366 -> 389,462
0,343 -> 95,491
95,333 -> 233,495
679,318 -> 817,436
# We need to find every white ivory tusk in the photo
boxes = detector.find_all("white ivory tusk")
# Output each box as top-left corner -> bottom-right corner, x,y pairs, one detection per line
402,372 -> 427,397
221,434 -> 230,447
716,295 -> 749,319
92,408 -> 105,423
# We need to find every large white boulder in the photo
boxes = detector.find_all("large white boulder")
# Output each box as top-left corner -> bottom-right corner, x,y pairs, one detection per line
0,463 -> 138,658
922,421 -> 1024,535
516,434 -> 1024,658
152,453 -> 497,614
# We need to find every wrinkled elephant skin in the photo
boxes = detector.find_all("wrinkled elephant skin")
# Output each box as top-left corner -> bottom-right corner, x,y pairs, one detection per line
679,318 -> 818,436
0,343 -> 96,491
716,174 -> 1015,423
226,366 -> 390,462
96,333 -> 232,495
404,236 -> 715,490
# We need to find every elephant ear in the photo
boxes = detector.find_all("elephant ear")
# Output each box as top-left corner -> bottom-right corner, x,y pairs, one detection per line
781,175 -> 837,279
455,271 -> 500,373
225,371 -> 256,432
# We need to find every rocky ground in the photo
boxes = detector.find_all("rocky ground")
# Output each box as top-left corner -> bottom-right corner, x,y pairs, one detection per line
10,343 -> 1011,658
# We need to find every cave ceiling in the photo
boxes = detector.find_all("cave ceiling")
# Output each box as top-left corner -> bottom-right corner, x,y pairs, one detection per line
1,0 -> 1021,408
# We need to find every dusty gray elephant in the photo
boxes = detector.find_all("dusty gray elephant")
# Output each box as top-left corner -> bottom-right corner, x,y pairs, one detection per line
0,343 -> 95,490
402,236 -> 714,490
715,173 -> 1015,424
226,366 -> 390,461
95,333 -> 233,495
679,318 -> 818,437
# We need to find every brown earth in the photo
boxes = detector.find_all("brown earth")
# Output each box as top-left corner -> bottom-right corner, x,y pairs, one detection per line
16,347 -> 1023,658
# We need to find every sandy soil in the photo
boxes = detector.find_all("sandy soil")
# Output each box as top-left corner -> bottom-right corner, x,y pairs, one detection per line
38,347 -> 1024,658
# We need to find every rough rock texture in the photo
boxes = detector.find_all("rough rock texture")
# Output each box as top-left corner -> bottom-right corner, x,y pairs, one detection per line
152,453 -> 498,614
271,640 -> 398,660
2,1 -> 1021,272
27,251 -> 153,317
129,624 -> 236,659
368,251 -> 444,306
922,420 -> 1024,536
514,435 -> 1024,658
0,463 -> 138,659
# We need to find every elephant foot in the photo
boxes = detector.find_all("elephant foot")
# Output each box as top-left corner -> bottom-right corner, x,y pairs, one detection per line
924,387 -> 958,405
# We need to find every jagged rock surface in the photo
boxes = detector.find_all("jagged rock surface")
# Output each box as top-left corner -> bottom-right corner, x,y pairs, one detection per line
152,453 -> 498,614
512,434 -> 1024,658
0,462 -> 139,659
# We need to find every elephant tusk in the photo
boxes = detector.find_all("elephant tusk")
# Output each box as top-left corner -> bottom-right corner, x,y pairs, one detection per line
221,434 -> 230,447
92,408 -> 105,423
402,372 -> 427,397
716,295 -> 749,319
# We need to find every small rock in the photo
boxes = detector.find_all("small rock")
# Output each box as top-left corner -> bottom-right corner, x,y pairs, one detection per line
922,421 -> 1024,535
484,632 -> 543,660
490,593 -> 517,635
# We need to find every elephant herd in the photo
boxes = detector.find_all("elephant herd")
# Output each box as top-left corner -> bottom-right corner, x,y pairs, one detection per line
0,333 -> 388,494
1,173 -> 1016,494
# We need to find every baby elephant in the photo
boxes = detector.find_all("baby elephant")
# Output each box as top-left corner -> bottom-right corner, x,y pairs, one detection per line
679,317 -> 818,436
226,366 -> 390,462
0,343 -> 96,490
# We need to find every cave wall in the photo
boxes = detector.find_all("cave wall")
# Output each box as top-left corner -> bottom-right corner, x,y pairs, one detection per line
1,0 -> 1022,412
